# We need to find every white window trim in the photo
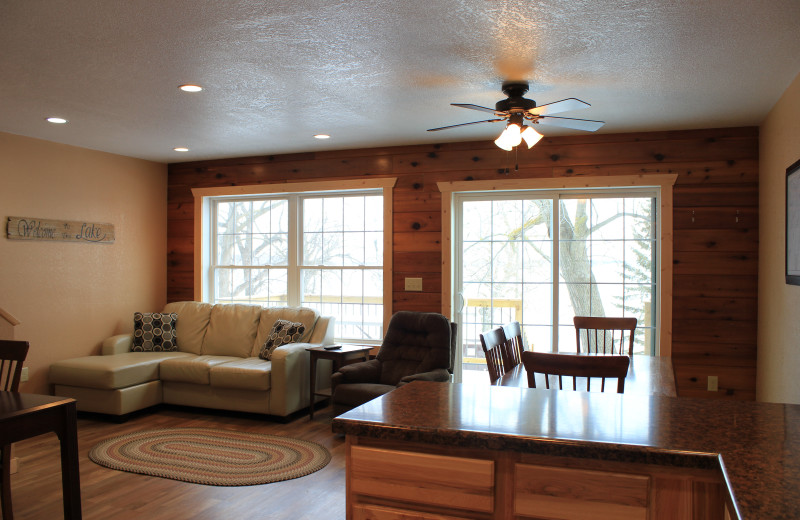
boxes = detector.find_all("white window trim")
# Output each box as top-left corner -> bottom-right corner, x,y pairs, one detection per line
192,178 -> 397,337
438,174 -> 678,357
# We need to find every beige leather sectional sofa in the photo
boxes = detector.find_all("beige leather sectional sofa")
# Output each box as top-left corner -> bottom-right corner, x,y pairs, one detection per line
49,301 -> 335,417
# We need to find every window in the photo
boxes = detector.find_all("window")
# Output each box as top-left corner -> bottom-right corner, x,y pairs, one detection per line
443,174 -> 677,379
215,198 -> 290,306
196,179 -> 396,342
299,195 -> 384,340
556,195 -> 656,353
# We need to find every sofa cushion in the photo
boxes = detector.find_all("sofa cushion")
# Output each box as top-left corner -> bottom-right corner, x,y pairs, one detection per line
49,352 -> 193,390
259,319 -> 306,360
252,307 -> 318,356
210,358 -> 272,391
202,304 -> 261,357
162,301 -> 213,355
132,312 -> 178,352
159,355 -> 241,384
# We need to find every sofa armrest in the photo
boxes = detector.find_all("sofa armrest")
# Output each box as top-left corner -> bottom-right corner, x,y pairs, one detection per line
101,334 -> 133,355
268,341 -> 317,416
398,368 -> 451,387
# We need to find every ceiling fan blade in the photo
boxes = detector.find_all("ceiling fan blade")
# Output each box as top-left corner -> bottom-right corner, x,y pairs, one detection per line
451,103 -> 500,114
528,98 -> 590,116
427,119 -> 504,131
536,115 -> 605,132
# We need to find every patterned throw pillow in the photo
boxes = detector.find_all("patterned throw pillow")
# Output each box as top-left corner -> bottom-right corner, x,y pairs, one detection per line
259,319 -> 305,360
132,312 -> 178,352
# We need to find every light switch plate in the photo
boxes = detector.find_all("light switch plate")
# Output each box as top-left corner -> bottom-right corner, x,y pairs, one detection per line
21,366 -> 29,382
707,375 -> 718,392
405,277 -> 423,291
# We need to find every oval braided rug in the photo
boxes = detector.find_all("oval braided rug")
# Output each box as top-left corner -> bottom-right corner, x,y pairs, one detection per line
89,427 -> 331,486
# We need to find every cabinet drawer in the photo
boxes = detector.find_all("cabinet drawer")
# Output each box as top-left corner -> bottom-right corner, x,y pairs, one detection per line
350,445 -> 494,513
353,503 -> 473,520
515,463 -> 650,520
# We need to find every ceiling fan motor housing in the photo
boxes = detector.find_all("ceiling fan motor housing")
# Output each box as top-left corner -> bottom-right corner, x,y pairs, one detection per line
496,81 -> 536,112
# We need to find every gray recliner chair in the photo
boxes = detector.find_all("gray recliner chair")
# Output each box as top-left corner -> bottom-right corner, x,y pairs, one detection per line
331,311 -> 456,410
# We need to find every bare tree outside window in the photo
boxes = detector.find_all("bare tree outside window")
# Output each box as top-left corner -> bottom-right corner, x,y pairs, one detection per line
215,199 -> 289,304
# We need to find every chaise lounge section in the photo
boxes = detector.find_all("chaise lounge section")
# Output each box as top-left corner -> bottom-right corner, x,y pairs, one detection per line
49,301 -> 335,417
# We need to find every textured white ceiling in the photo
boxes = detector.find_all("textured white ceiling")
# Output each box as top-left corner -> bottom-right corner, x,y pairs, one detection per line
1,0 -> 799,163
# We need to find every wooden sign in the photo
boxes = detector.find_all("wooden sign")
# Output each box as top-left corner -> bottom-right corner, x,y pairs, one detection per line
6,217 -> 115,244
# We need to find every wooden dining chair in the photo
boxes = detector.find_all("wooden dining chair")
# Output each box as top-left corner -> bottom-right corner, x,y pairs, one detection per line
573,316 -> 638,356
501,321 -> 524,371
521,351 -> 630,393
1,340 -> 29,520
479,327 -> 507,384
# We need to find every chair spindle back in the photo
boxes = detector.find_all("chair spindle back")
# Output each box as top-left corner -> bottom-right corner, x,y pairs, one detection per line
521,351 -> 630,394
573,316 -> 637,356
479,327 -> 507,384
0,340 -> 29,392
501,321 -> 524,371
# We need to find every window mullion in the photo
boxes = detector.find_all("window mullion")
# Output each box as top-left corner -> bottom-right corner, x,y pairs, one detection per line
210,201 -> 218,302
288,195 -> 300,307
552,196 -> 560,353
651,195 -> 659,355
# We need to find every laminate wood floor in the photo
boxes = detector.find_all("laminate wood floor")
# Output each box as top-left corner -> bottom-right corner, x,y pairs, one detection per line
8,404 -> 346,520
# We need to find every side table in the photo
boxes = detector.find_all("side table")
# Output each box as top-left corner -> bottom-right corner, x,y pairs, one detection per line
306,344 -> 373,419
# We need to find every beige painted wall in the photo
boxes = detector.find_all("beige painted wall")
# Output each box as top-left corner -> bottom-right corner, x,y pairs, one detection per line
758,72 -> 800,404
0,132 -> 167,394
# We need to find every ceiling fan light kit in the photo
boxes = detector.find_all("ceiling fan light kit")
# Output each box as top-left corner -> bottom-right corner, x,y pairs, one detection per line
495,123 -> 521,151
428,81 -> 604,151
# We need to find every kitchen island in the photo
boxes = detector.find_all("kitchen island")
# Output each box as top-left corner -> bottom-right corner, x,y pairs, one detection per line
332,381 -> 799,520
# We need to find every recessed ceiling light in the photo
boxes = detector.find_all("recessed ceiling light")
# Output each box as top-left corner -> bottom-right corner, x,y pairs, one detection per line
46,117 -> 68,124
313,134 -> 331,139
179,84 -> 203,93
173,147 -> 190,152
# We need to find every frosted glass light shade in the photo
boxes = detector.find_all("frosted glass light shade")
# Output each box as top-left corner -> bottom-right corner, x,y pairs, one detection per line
521,126 -> 543,148
495,124 -> 522,151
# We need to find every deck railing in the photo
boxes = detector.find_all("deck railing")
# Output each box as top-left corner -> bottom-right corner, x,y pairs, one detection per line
461,298 -> 522,371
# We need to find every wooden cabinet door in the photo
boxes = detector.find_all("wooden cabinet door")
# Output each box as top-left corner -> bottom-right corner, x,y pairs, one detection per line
353,504 -> 474,520
350,445 -> 495,514
514,463 -> 650,520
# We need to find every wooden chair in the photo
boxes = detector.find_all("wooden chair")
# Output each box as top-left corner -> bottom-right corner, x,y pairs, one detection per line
501,321 -> 524,371
521,351 -> 630,393
479,327 -> 507,384
1,340 -> 29,520
573,316 -> 638,356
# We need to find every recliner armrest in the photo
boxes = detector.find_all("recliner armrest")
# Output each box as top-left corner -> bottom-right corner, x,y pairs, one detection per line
331,359 -> 381,389
398,368 -> 451,387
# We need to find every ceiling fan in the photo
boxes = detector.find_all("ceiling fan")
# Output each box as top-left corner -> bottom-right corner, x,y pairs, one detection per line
427,81 -> 605,150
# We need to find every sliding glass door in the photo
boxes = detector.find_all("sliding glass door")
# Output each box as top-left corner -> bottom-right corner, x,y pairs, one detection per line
454,189 -> 658,379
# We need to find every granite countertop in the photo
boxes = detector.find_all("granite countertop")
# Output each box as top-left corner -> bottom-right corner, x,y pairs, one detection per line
332,381 -> 800,520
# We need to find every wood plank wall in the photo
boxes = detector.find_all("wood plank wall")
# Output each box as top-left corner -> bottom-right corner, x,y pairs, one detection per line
168,126 -> 759,400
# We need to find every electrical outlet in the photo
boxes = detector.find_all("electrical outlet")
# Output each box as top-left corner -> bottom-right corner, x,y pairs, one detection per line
21,366 -> 29,382
404,277 -> 423,292
707,375 -> 718,392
